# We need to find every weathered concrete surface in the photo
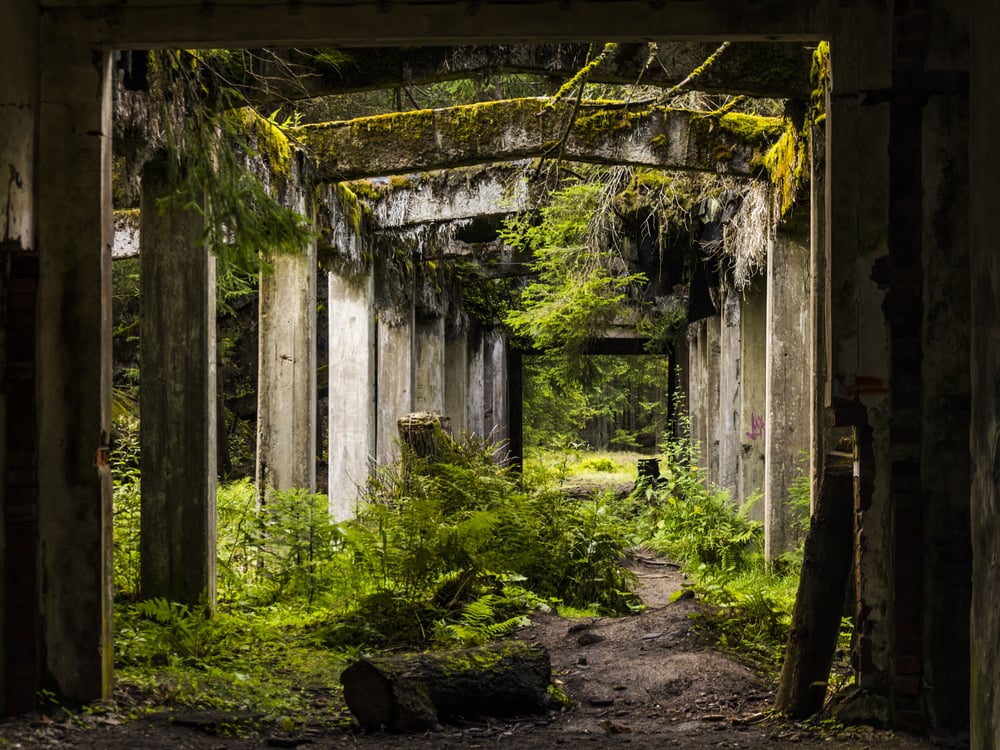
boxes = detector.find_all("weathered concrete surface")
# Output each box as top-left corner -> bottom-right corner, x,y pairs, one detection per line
62,1 -> 830,49
688,317 -> 721,485
257,237 -> 318,497
328,270 -> 376,521
829,5 -> 894,697
466,328 -> 487,439
971,0 -> 1000,744
919,91 -> 970,732
738,278 -> 767,524
718,282 -> 741,498
375,264 -> 415,465
34,32 -> 114,707
482,328 -> 508,449
764,213 -> 811,560
139,158 -> 217,608
298,100 -> 781,182
361,166 -> 532,228
414,318 -> 446,414
233,43 -> 815,106
112,209 -> 141,258
0,0 -> 38,714
444,330 -> 469,437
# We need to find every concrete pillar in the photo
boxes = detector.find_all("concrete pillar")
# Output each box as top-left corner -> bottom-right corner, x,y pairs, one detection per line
35,31 -> 114,705
829,10 -> 893,694
971,1 -> 1000,743
507,344 -> 524,467
809,124 -> 831,516
139,158 -> 217,608
414,317 -> 445,414
328,270 -> 375,521
375,268 -> 414,465
738,278 -> 767,524
688,317 -> 721,482
257,225 -> 318,497
718,282 -> 741,498
444,329 -> 469,436
466,327 -> 486,439
0,0 -> 37,715
764,211 -> 811,560
482,328 -> 508,448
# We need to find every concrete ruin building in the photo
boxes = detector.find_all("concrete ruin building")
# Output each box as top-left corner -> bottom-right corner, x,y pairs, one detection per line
2,0 -> 999,744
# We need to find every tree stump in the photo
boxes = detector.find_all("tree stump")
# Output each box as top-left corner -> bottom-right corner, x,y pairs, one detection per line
341,641 -> 552,731
397,412 -> 453,461
636,458 -> 661,487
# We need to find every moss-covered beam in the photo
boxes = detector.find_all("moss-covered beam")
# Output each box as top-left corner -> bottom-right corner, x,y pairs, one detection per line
294,98 -> 783,182
232,42 -> 813,104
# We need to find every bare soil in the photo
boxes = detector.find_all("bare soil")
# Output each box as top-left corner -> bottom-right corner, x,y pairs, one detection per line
0,557 -> 947,749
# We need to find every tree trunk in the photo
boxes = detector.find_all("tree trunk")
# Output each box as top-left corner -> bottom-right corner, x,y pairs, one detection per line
341,641 -> 552,731
775,440 -> 855,717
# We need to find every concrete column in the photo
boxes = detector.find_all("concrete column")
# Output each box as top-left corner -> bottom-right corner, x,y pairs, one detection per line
444,329 -> 469,436
764,212 -> 811,560
466,327 -> 486,439
482,328 -> 508,448
375,269 -> 414,465
738,279 -> 767,524
971,1 -> 1000,743
414,317 -> 445,414
0,0 -> 37,715
35,31 -> 114,705
328,270 -> 375,521
829,11 -> 893,694
689,317 -> 721,483
257,226 -> 318,497
718,282 -> 741,498
139,158 -> 217,608
809,124 -> 831,515
507,344 -> 524,467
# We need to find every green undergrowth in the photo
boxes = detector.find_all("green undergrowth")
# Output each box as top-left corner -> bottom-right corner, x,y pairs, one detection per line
110,412 -> 817,728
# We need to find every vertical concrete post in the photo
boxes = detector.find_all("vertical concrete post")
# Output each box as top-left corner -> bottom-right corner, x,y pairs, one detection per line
507,344 -> 524,467
466,327 -> 486,439
738,279 -> 767,524
35,33 -> 114,704
718,282 -> 741,498
689,318 -> 722,483
444,329 -> 469,436
0,0 -> 37,714
764,212 -> 811,560
809,125 -> 830,514
256,196 -> 318,497
328,270 -> 375,520
414,317 -> 445,414
139,158 -> 217,607
482,328 -> 508,448
829,12 -> 893,694
970,1 -> 1000,743
375,268 -> 414,465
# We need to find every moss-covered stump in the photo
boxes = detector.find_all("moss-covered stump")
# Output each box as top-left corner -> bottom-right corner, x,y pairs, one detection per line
341,641 -> 553,731
397,411 -> 453,462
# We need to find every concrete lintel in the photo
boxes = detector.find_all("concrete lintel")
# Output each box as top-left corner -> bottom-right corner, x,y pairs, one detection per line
67,2 -> 829,50
298,100 -> 781,182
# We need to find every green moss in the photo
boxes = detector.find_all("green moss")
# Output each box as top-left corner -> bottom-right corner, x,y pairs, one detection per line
229,107 -> 295,178
760,123 -> 807,218
716,112 -> 785,148
311,49 -> 357,73
810,41 -> 831,121
335,183 -> 366,234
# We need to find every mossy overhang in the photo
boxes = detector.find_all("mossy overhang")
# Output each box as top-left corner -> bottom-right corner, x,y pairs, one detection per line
293,98 -> 783,182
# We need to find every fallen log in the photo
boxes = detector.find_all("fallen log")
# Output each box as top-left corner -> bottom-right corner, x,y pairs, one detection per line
341,640 -> 552,731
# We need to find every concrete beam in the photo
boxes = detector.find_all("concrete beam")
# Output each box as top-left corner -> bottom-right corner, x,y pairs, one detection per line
229,43 -> 815,106
34,31 -> 114,707
65,2 -> 830,49
139,158 -> 217,608
297,100 -> 782,182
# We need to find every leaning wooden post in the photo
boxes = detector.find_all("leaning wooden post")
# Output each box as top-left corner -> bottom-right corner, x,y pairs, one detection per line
775,436 -> 855,717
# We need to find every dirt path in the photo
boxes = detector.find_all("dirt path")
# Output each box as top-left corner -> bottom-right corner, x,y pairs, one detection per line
0,558 -> 944,749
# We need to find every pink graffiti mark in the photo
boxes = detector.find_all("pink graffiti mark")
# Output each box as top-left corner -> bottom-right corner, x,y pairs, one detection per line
746,413 -> 765,441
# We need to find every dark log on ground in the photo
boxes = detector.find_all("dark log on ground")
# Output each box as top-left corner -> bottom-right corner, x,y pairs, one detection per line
341,641 -> 552,731
775,438 -> 856,718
